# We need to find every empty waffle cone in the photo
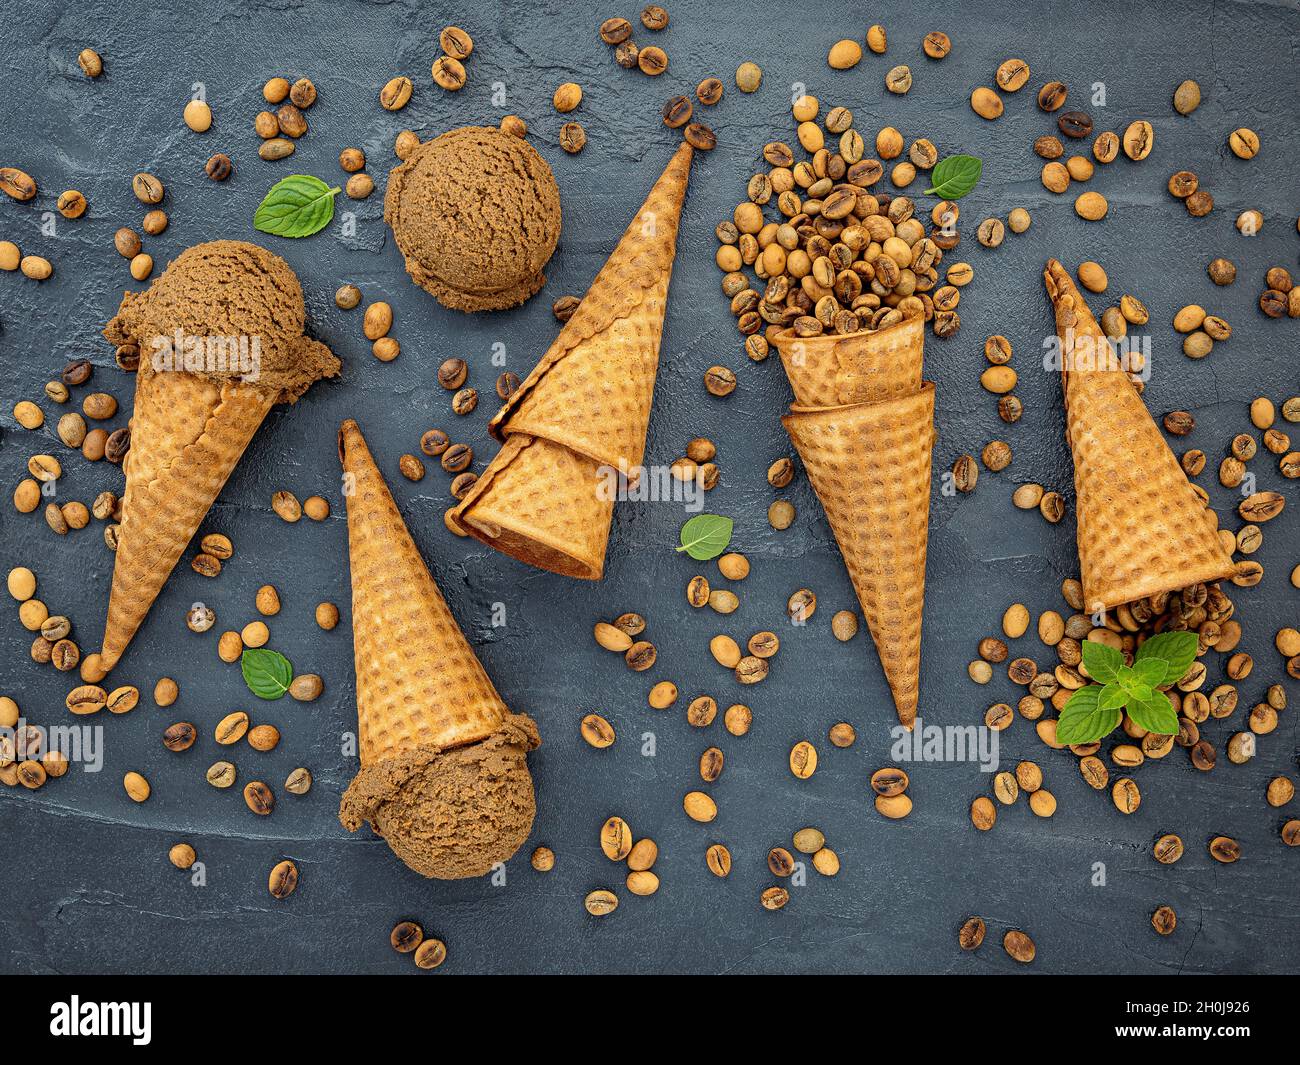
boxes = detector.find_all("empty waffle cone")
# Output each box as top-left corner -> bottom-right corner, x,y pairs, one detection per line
451,433 -> 614,580
1044,259 -> 1235,612
99,367 -> 275,672
339,419 -> 509,760
773,314 -> 925,408
338,419 -> 539,880
783,384 -> 936,728
450,142 -> 693,579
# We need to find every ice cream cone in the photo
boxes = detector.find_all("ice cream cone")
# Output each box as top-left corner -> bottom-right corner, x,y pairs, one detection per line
451,433 -> 614,580
339,419 -> 509,759
782,385 -> 936,728
338,419 -> 539,880
99,368 -> 275,671
1044,259 -> 1235,612
97,240 -> 339,672
450,143 -> 694,577
773,314 -> 925,408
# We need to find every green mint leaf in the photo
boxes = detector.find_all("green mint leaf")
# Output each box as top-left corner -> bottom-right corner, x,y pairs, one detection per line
676,514 -> 733,561
1080,639 -> 1124,684
253,175 -> 341,238
241,648 -> 294,700
1131,657 -> 1167,689
1056,685 -> 1123,745
1127,690 -> 1179,736
1134,630 -> 1199,686
1097,682 -> 1129,712
923,154 -> 983,199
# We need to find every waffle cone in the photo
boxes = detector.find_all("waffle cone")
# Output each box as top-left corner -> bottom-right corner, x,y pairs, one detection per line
773,315 -> 925,408
488,141 -> 693,471
450,142 -> 693,579
1044,260 -> 1234,612
339,419 -> 508,761
782,384 -> 936,727
450,432 -> 614,580
99,367 -> 275,671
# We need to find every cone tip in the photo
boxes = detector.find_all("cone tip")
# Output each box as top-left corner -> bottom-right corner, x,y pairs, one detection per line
338,418 -> 364,465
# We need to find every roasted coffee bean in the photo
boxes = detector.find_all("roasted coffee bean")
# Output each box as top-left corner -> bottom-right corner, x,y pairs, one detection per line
699,746 -> 724,782
268,859 -> 298,899
132,172 -> 164,204
163,721 -> 196,751
105,427 -> 130,463
1153,833 -> 1184,864
430,55 -> 467,90
1058,111 -> 1092,138
62,358 -> 92,387
1112,777 -> 1141,814
1151,905 -> 1177,936
684,123 -> 716,151
1209,836 -> 1240,863
205,153 -> 232,180
1037,81 -> 1067,111
243,780 -> 274,815
599,16 -> 632,44
1034,135 -> 1064,159
767,847 -> 795,877
697,77 -> 723,105
662,95 -> 692,128
958,916 -> 987,951
625,641 -> 656,671
581,714 -> 615,749
440,443 -> 472,473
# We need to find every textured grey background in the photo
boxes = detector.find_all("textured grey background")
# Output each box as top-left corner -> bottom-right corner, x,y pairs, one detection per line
1,0 -> 1298,974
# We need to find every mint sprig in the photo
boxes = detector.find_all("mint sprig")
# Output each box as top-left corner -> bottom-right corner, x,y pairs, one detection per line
676,514 -> 733,561
1055,631 -> 1196,744
241,648 -> 294,700
923,154 -> 983,199
253,175 -> 341,238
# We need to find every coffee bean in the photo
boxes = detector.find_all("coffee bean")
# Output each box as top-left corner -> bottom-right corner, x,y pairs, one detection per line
105,427 -> 130,463
1003,930 -> 1035,963
959,917 -> 986,950
952,454 -> 978,492
614,41 -> 639,68
244,780 -> 274,815
765,846 -> 794,877
599,16 -> 632,44
970,796 -> 996,830
696,77 -> 723,105
684,123 -> 716,151
1151,905 -> 1177,936
420,429 -> 450,457
1209,836 -> 1240,863
162,722 -> 196,752
581,714 -> 615,749
132,172 -> 164,204
1153,833 -> 1184,864
1112,777 -> 1141,814
559,121 -> 587,154
706,844 -> 732,877
1058,111 -> 1092,138
1038,81 -> 1067,111
625,641 -> 656,671
683,791 -> 717,822
440,444 -> 472,473
205,153 -> 232,180
206,761 -> 236,788
191,553 -> 222,578
268,859 -> 298,899
390,921 -> 424,953
432,56 -> 466,91
662,95 -> 692,128
123,771 -> 150,802
789,741 -> 817,778
760,886 -> 790,911
871,767 -> 909,797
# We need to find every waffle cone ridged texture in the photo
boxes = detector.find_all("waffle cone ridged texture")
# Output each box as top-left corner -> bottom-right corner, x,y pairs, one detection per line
1044,259 -> 1235,611
338,420 -> 538,879
777,314 -> 925,408
774,316 -> 933,728
450,142 -> 694,579
98,240 -> 338,672
339,420 -> 509,760
100,369 -> 274,671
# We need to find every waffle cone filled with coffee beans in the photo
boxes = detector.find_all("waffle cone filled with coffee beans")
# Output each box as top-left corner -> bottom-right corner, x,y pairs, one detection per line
775,315 -> 935,728
450,142 -> 694,579
1043,259 -> 1235,612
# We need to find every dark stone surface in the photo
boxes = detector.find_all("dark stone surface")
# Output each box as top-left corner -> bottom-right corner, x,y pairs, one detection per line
1,0 -> 1297,974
